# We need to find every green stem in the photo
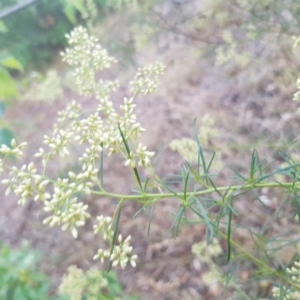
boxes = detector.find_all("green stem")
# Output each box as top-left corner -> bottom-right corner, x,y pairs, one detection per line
91,179 -> 300,291
90,181 -> 298,201
217,230 -> 300,292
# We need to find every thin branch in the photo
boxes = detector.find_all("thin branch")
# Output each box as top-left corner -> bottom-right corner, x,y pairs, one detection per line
147,6 -> 220,45
90,181 -> 300,201
0,0 -> 40,20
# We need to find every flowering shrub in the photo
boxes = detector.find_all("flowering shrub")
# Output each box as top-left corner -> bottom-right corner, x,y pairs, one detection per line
0,241 -> 62,300
0,26 -> 164,270
0,240 -> 137,300
3,24 -> 300,299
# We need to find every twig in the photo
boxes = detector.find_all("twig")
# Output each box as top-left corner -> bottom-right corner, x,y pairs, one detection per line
0,0 -> 40,20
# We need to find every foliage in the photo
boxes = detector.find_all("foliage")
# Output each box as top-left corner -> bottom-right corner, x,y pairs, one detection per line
0,0 -> 164,69
0,240 -> 60,300
0,26 -> 165,269
0,0 -> 160,69
0,240 -> 136,300
4,6 -> 300,298
0,55 -> 24,147
0,55 -> 23,100
0,0 -> 74,69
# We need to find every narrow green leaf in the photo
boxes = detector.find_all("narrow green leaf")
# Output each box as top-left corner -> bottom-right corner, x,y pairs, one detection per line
294,194 -> 300,228
133,167 -> 143,191
278,162 -> 300,174
207,177 -> 222,197
118,122 -> 130,156
147,205 -> 154,236
206,151 -> 216,173
174,206 -> 185,238
263,247 -> 277,269
144,178 -> 150,191
118,123 -> 143,191
251,189 -> 267,207
228,166 -> 247,181
195,198 -> 214,241
194,119 -> 207,175
221,184 -> 233,204
226,198 -> 233,263
183,171 -> 189,203
132,206 -> 146,218
158,178 -> 182,199
249,148 -> 256,180
274,193 -> 290,219
108,202 -> 123,272
249,148 -> 264,182
185,160 -> 197,177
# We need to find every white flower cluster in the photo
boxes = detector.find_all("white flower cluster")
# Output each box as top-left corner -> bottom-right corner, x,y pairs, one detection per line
272,260 -> 300,299
0,138 -> 27,159
169,138 -> 199,164
61,26 -> 118,97
93,216 -> 137,269
42,174 -> 94,239
272,286 -> 300,300
59,265 -> 109,300
0,139 -> 27,181
2,162 -> 49,205
60,27 -> 161,169
287,260 -> 300,283
130,62 -> 165,95
192,239 -> 222,263
192,239 -> 224,286
0,27 -> 163,268
199,114 -> 219,146
125,143 -> 154,168
59,265 -> 87,300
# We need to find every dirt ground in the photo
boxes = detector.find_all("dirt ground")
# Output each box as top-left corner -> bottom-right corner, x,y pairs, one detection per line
2,1 -> 300,299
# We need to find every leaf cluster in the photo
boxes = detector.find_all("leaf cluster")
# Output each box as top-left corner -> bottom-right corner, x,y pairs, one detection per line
0,241 -> 61,300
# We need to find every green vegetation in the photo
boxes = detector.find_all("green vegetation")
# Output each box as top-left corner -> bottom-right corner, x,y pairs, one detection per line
0,241 -> 138,300
0,0 -> 74,69
0,241 -> 60,300
4,0 -> 300,299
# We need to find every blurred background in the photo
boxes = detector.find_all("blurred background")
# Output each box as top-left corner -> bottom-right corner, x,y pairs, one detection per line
1,0 -> 300,299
